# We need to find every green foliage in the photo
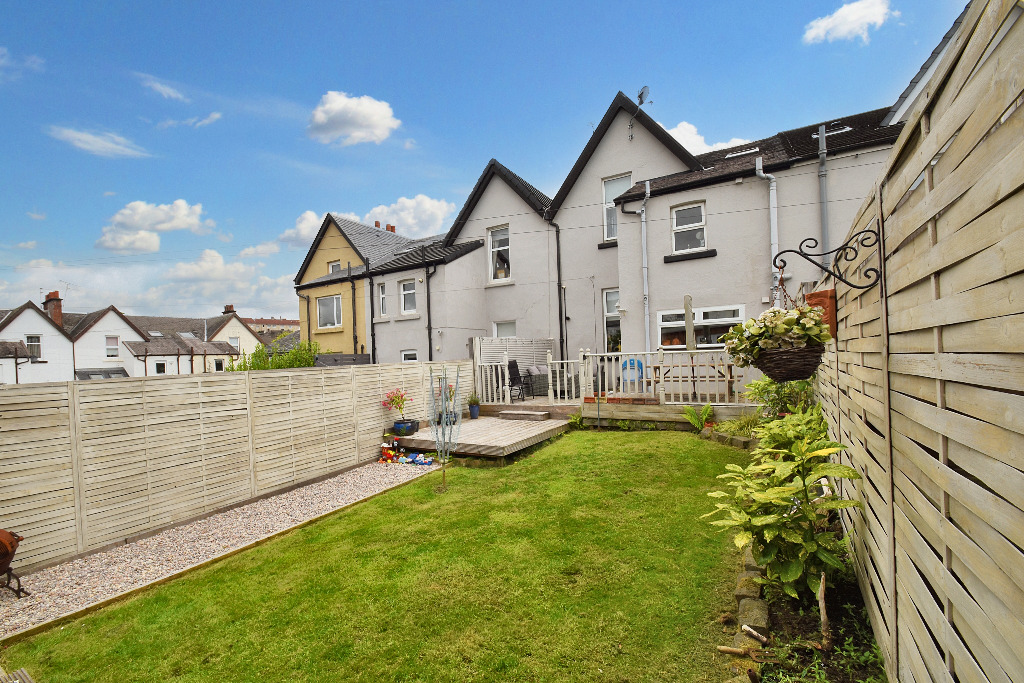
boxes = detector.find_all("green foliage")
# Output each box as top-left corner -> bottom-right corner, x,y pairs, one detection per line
713,411 -> 764,438
744,377 -> 816,418
466,392 -> 480,406
682,403 -> 715,431
227,339 -> 320,371
566,410 -> 585,430
641,421 -> 658,431
754,404 -> 828,453
703,439 -> 861,600
616,419 -> 637,431
721,306 -> 832,367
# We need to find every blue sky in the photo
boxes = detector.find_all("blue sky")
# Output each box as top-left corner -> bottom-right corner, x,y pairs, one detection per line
0,0 -> 965,318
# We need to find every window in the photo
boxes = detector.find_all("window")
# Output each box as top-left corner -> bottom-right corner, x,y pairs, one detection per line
149,331 -> 163,337
401,349 -> 418,362
328,261 -> 341,274
214,359 -> 224,372
657,305 -> 744,349
400,280 -> 416,314
25,335 -> 41,359
317,295 -> 342,328
155,362 -> 166,375
229,336 -> 240,350
180,331 -> 196,339
671,202 -> 706,253
488,226 -> 511,280
603,289 -> 621,352
494,321 -> 516,338
105,336 -> 119,358
603,174 -> 632,241
378,283 -> 387,316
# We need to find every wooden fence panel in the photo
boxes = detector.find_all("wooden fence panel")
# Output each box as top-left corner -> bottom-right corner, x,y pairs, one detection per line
813,2 -> 1024,679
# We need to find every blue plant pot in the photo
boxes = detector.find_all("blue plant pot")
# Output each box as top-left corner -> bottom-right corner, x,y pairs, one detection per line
469,404 -> 480,419
393,420 -> 417,436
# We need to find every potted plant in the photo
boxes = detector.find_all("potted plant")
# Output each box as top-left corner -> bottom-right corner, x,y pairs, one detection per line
436,383 -> 458,425
721,306 -> 832,382
382,389 -> 417,436
467,392 -> 480,419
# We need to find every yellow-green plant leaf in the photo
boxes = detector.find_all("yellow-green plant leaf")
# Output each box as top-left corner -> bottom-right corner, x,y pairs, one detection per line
734,530 -> 753,548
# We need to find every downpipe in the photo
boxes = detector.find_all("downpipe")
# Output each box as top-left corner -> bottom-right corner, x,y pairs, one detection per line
755,157 -> 781,307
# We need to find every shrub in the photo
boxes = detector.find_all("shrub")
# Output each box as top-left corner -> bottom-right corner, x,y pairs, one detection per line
703,439 -> 860,599
714,411 -> 764,438
744,377 -> 816,418
754,404 -> 828,453
228,339 -> 320,371
682,403 -> 714,431
567,411 -> 585,430
616,419 -> 637,431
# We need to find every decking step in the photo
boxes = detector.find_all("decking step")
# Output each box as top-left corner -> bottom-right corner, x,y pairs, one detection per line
498,410 -> 550,421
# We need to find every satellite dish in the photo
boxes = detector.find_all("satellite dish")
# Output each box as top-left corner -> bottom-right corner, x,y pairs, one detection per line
638,86 -> 649,105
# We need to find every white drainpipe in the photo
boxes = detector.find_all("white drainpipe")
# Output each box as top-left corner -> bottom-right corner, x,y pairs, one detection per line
755,157 -> 780,307
640,180 -> 651,352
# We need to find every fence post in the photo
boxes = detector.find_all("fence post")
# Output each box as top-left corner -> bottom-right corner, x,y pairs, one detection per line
502,351 -> 511,404
67,380 -> 87,553
245,371 -> 258,497
547,350 -> 555,404
657,348 -> 666,405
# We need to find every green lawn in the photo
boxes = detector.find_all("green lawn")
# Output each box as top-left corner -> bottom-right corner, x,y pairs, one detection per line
1,431 -> 747,682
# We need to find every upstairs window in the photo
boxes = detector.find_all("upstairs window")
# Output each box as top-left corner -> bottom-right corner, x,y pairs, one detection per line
671,202 -> 706,253
229,336 -> 240,350
317,295 -> 342,328
105,336 -> 119,357
25,335 -> 41,359
603,174 -> 632,241
328,261 -> 342,274
378,283 -> 387,316
489,226 -> 511,280
400,280 -> 416,314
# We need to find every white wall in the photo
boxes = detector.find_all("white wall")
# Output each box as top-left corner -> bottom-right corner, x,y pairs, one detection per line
0,308 -> 75,383
371,266 -> 431,364
210,316 -> 262,356
73,310 -> 145,375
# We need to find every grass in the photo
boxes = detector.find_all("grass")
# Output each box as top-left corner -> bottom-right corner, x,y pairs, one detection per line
1,431 -> 747,682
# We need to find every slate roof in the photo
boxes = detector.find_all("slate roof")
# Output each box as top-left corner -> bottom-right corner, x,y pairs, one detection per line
369,238 -> 484,275
263,330 -> 300,354
617,107 -> 903,203
443,159 -> 552,246
293,214 -> 419,286
0,340 -> 30,358
123,337 -> 238,356
0,301 -> 73,340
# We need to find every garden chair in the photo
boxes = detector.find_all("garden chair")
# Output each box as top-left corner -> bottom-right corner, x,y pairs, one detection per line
507,360 -> 529,402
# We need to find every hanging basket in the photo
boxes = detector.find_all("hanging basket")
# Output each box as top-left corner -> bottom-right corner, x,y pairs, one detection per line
754,344 -> 826,382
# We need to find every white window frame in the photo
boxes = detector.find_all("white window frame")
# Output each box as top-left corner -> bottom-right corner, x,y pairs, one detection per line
670,201 -> 707,254
214,359 -> 225,372
25,334 -> 41,359
155,361 -> 166,375
317,295 -> 343,329
603,289 -> 621,352
401,349 -> 418,362
400,280 -> 416,314
493,321 -> 517,338
657,305 -> 744,349
378,283 -> 387,316
603,173 -> 631,241
488,226 -> 511,281
105,336 -> 119,358
228,336 -> 240,350
328,260 -> 341,274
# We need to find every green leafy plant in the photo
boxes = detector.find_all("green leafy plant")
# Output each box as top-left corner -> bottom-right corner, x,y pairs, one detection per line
467,393 -> 480,407
743,376 -> 816,418
682,403 -> 714,431
703,439 -> 861,599
642,421 -> 658,431
228,339 -> 320,371
713,411 -> 764,438
721,306 -> 832,368
754,404 -> 828,453
616,419 -> 637,431
381,388 -> 410,420
567,410 -> 585,430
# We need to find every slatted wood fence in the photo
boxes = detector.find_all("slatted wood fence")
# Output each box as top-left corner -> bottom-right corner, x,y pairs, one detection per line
814,2 -> 1024,680
0,360 -> 472,572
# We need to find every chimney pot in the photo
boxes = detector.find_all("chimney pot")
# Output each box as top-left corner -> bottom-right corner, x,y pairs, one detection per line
43,290 -> 63,327
386,224 -> 396,233
374,221 -> 381,229
223,304 -> 234,314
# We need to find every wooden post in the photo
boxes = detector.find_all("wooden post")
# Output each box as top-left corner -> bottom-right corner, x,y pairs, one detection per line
578,348 -> 587,402
684,295 -> 695,350
502,351 -> 510,404
547,350 -> 555,404
244,371 -> 258,497
657,347 -> 665,404
67,380 -> 87,553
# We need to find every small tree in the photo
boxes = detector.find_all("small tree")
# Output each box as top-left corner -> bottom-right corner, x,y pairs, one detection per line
228,338 -> 320,371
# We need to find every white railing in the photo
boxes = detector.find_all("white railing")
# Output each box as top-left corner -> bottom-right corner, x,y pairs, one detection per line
585,349 -> 753,404
544,350 -> 584,405
475,350 -> 585,405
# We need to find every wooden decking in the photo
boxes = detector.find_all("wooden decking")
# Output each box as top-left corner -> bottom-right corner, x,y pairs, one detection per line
397,416 -> 568,458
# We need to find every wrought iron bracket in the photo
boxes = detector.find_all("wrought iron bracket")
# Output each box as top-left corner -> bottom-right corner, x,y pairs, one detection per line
773,228 -> 881,289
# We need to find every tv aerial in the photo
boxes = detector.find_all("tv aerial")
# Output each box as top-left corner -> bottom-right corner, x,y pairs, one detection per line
628,86 -> 652,141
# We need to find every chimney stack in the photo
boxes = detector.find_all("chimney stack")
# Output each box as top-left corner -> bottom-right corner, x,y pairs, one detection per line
386,224 -> 395,233
374,221 -> 381,229
43,291 -> 63,327
223,304 -> 235,314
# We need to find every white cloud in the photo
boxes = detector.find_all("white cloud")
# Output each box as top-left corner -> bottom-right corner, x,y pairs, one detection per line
48,127 -> 151,158
0,46 -> 44,83
15,241 -> 37,249
803,0 -> 899,44
660,121 -> 751,155
239,241 -> 281,258
16,258 -> 54,270
333,212 -> 361,223
156,111 -> 223,129
278,210 -> 324,247
138,74 -> 190,102
95,199 -> 215,253
404,138 -> 417,150
104,191 -> 117,197
307,91 -> 401,146
362,195 -> 456,239
27,211 -> 45,220
165,249 -> 255,282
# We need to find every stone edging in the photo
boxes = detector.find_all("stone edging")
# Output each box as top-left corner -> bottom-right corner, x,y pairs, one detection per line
700,427 -> 760,451
722,547 -> 771,681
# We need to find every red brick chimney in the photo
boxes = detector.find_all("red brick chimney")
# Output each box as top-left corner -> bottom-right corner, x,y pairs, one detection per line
374,221 -> 381,229
386,224 -> 395,233
43,291 -> 63,327
223,304 -> 235,314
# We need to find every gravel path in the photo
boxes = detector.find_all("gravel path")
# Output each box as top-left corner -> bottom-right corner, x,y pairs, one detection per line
0,461 -> 438,639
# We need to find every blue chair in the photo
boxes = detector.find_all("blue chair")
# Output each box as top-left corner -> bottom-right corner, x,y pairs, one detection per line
622,358 -> 644,385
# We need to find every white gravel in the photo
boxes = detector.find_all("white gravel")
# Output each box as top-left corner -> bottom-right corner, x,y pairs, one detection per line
0,461 -> 438,639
